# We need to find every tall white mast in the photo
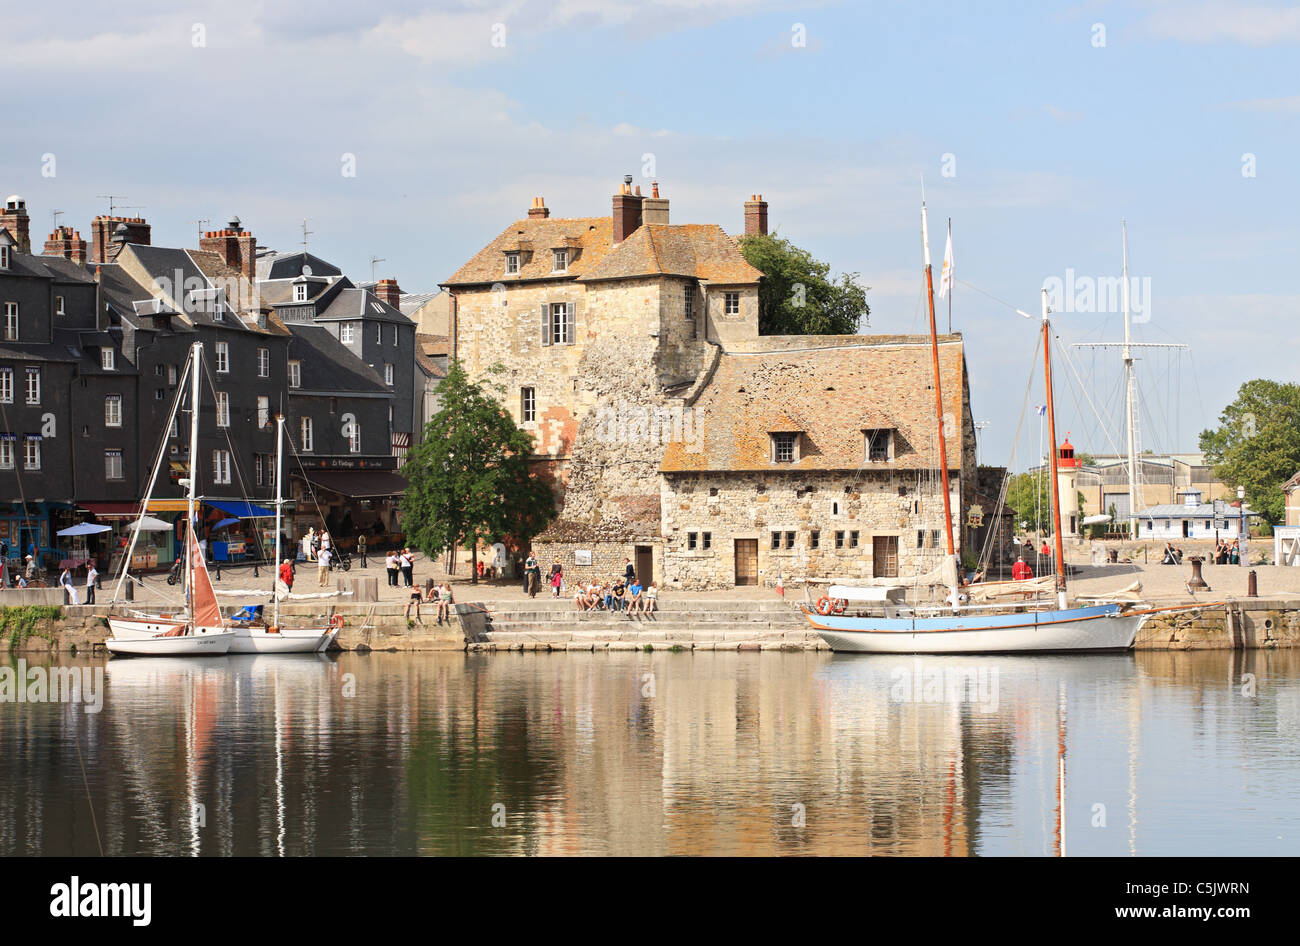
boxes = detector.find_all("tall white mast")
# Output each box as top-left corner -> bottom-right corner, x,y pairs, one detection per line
273,412 -> 284,627
1122,220 -> 1138,540
185,341 -> 202,609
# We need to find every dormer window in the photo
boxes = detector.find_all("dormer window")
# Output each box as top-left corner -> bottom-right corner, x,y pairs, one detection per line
101,347 -> 115,371
771,432 -> 799,463
0,246 -> 8,270
505,252 -> 520,275
294,283 -> 307,302
552,248 -> 568,273
864,428 -> 893,462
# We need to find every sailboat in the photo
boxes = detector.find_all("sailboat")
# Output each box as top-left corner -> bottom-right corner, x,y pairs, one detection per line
227,413 -> 337,654
107,342 -> 235,657
801,200 -> 1156,654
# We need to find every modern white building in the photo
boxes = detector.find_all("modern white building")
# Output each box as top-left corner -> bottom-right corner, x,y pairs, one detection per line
1136,489 -> 1258,541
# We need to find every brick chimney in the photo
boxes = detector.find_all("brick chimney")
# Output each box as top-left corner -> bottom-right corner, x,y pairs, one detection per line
1,195 -> 31,254
528,197 -> 550,219
92,215 -> 151,263
374,278 -> 402,309
641,181 -> 669,226
43,226 -> 88,265
744,194 -> 768,236
612,174 -> 643,244
199,215 -> 257,279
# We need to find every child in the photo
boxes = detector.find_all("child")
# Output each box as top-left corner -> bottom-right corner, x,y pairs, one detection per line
437,582 -> 453,624
643,581 -> 658,617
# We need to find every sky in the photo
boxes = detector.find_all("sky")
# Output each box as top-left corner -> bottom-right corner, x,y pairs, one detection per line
4,0 -> 1298,468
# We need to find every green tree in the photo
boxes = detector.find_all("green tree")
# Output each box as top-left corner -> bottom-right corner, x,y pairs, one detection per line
1198,379 -> 1300,524
738,233 -> 869,335
1004,471 -> 1083,536
400,361 -> 555,582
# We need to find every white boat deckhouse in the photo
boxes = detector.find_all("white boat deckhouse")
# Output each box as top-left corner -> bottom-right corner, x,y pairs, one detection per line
1134,489 -> 1258,541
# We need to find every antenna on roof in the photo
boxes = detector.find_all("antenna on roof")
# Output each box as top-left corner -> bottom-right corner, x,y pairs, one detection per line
194,219 -> 210,242
301,219 -> 312,252
51,209 -> 64,228
369,256 -> 385,283
95,195 -> 126,216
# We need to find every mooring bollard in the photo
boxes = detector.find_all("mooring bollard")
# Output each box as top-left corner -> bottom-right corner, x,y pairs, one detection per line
1187,555 -> 1210,590
125,580 -> 133,601
1247,569 -> 1258,598
215,562 -> 221,581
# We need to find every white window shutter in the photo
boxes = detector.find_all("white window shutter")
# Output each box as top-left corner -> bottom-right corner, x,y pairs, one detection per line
541,304 -> 551,346
565,302 -> 576,345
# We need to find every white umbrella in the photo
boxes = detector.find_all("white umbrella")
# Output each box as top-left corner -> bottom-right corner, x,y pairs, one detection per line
130,515 -> 173,532
56,523 -> 111,536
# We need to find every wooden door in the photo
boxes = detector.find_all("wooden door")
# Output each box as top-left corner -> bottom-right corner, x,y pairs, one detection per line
872,535 -> 899,578
734,539 -> 758,586
635,545 -> 653,587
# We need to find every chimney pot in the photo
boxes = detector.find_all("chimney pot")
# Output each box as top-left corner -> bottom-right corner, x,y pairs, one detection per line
652,182 -> 660,198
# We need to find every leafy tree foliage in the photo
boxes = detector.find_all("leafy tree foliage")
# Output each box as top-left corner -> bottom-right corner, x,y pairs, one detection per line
400,362 -> 555,581
1005,471 -> 1083,536
1199,379 -> 1300,524
738,233 -> 869,335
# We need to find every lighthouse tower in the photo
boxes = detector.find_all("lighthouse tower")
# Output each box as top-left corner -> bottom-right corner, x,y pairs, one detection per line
1056,435 -> 1081,539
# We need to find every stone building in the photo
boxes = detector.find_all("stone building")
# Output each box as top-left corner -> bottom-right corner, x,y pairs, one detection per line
442,177 -> 976,589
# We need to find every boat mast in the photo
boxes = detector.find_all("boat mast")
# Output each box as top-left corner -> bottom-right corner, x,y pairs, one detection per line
273,412 -> 284,627
921,190 -> 958,578
185,341 -> 203,616
1041,291 -> 1068,607
1121,220 -> 1138,540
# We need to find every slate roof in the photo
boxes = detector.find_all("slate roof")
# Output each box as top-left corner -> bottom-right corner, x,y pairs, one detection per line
125,245 -> 257,332
315,287 -> 413,326
260,251 -> 343,281
661,340 -> 967,473
399,291 -> 441,316
1,248 -> 94,282
285,325 -> 390,395
443,216 -> 614,286
94,262 -> 195,332
577,223 -> 762,285
1137,503 -> 1261,519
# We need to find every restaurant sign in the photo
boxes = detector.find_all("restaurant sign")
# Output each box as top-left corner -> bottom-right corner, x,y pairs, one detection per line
293,455 -> 398,471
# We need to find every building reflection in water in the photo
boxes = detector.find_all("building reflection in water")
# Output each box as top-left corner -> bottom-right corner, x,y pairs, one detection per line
1,647 -> 1297,856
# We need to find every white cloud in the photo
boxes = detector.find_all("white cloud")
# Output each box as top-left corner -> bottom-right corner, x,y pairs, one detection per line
1142,1 -> 1300,45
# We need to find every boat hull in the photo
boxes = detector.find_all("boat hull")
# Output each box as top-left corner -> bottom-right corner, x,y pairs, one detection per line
228,625 -> 333,654
804,603 -> 1145,654
107,615 -> 191,641
105,630 -> 235,657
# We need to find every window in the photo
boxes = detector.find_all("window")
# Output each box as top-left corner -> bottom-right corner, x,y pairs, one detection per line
255,454 -> 264,487
521,386 -> 536,423
544,302 -> 573,345
772,432 -> 797,463
155,388 -> 164,400
213,449 -> 231,485
0,368 -> 11,404
724,292 -> 739,315
834,530 -> 845,549
917,529 -> 940,549
552,248 -> 567,273
101,347 -> 115,371
258,348 -> 269,377
257,396 -> 269,429
684,285 -> 693,320
105,450 -> 123,480
56,296 -> 65,315
0,245 -> 7,269
105,395 -> 122,427
384,363 -> 394,386
170,416 -> 179,439
810,530 -> 820,549
505,252 -> 520,275
25,367 -> 39,405
216,391 -> 230,427
23,436 -> 40,470
168,364 -> 178,385
771,531 -> 781,550
3,303 -> 17,340
300,417 -> 313,452
375,323 -> 382,344
288,360 -> 301,388
348,420 -> 361,454
849,530 -> 859,548
0,436 -> 12,469
865,429 -> 892,462
341,322 -> 355,344
687,532 -> 698,550
392,325 -> 398,346
215,341 -> 229,373
785,531 -> 795,549
294,283 -> 307,302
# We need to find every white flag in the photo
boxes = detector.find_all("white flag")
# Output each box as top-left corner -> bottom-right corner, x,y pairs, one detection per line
937,223 -> 954,298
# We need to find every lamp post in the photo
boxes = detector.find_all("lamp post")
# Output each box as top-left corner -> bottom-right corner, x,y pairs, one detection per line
1237,485 -> 1248,567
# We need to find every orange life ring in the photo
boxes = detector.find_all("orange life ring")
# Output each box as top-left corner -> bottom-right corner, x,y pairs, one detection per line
815,596 -> 833,616
832,598 -> 846,614
330,614 -> 345,630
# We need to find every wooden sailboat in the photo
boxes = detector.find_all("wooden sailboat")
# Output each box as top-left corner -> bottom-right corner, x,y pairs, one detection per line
802,201 -> 1151,653
107,341 -> 235,657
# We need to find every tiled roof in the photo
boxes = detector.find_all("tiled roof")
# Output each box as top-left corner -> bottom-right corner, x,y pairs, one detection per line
414,333 -> 449,377
1284,470 -> 1300,492
443,216 -> 613,286
577,223 -> 761,285
661,340 -> 967,473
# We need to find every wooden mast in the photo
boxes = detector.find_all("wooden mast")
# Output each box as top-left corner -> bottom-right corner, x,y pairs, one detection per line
1041,290 -> 1068,606
922,193 -> 957,563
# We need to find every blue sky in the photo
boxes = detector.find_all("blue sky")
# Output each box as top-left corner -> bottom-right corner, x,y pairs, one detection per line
4,0 -> 1298,465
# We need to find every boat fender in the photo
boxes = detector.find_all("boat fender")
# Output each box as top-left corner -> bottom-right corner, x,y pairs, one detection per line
330,614 -> 345,630
267,625 -> 280,635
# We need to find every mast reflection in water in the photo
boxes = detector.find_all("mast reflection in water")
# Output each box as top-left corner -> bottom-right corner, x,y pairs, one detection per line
1,650 -> 1298,856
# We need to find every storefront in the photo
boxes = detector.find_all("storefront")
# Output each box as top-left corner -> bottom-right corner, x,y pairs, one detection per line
290,458 -> 408,553
0,501 -> 80,570
201,500 -> 276,563
78,499 -> 190,571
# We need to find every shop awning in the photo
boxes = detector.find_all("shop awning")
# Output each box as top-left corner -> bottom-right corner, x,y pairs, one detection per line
205,499 -> 275,519
297,470 -> 408,499
79,499 -> 190,518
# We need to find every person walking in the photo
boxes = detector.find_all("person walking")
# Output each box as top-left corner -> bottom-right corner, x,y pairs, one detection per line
549,561 -> 562,598
59,567 -> 79,605
357,533 -> 367,568
317,546 -> 333,587
278,558 -> 294,593
526,555 -> 541,598
385,550 -> 399,587
623,557 -> 635,588
400,548 -> 414,587
85,563 -> 98,605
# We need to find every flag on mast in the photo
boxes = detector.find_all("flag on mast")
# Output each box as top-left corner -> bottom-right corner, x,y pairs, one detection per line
937,221 -> 954,298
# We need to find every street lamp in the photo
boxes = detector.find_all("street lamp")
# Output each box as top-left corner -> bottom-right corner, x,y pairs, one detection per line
1237,485 -> 1247,566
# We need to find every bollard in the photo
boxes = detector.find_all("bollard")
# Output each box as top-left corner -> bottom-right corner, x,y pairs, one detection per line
253,563 -> 259,579
1247,569 -> 1258,598
125,580 -> 133,602
1187,556 -> 1210,590
215,562 -> 221,581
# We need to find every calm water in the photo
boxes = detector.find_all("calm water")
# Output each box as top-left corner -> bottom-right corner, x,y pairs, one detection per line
2,649 -> 1298,856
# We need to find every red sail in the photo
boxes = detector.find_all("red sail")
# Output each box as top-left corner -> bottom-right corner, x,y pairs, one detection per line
188,529 -> 223,628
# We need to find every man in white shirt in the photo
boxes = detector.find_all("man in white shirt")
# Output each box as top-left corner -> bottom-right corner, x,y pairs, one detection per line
317,546 -> 333,587
85,563 -> 99,604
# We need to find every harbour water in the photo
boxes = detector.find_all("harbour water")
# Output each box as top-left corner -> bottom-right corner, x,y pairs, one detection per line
2,650 -> 1297,856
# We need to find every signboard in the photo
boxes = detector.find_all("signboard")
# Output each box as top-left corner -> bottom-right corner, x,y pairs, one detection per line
574,549 -> 592,566
294,455 -> 398,471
